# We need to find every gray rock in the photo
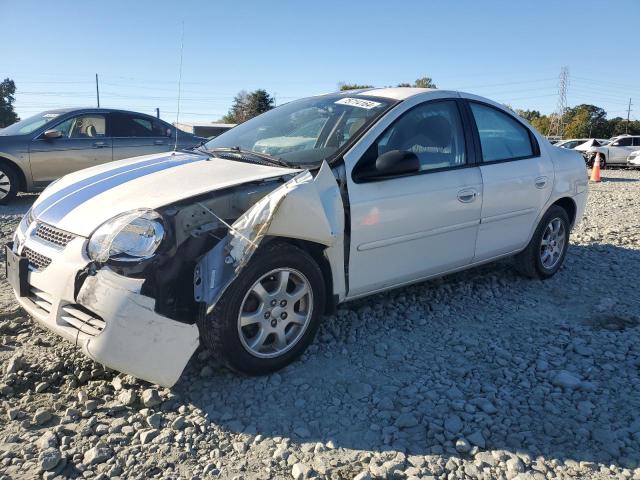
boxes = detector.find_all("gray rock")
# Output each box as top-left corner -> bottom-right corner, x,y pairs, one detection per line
33,408 -> 52,425
38,448 -> 61,471
444,415 -> 463,433
37,431 -> 59,450
468,430 -> 486,448
118,389 -> 136,406
140,429 -> 160,444
455,438 -> 472,453
83,443 -> 112,465
171,415 -> 186,430
348,382 -> 373,399
35,382 -> 49,393
291,462 -> 311,479
146,412 -> 163,429
141,388 -> 161,407
395,412 -> 419,428
506,457 -> 525,474
552,370 -> 582,389
5,353 -> 24,374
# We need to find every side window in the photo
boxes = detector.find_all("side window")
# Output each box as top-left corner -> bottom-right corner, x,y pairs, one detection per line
111,114 -> 162,137
470,103 -> 535,162
371,100 -> 467,172
52,115 -> 106,139
613,137 -> 632,146
634,137 -> 640,147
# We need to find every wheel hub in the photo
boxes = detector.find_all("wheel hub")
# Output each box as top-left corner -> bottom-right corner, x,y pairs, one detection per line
237,268 -> 313,359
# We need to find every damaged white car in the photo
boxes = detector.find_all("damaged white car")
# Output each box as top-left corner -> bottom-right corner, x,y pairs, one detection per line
7,88 -> 588,387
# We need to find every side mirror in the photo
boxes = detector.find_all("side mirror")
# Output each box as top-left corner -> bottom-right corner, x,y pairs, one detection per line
357,149 -> 420,181
43,129 -> 63,140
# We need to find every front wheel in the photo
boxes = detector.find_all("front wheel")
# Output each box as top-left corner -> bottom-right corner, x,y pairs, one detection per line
197,241 -> 326,375
513,205 -> 570,279
0,163 -> 19,205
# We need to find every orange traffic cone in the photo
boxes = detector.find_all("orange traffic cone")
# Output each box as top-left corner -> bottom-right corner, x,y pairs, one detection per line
590,153 -> 602,182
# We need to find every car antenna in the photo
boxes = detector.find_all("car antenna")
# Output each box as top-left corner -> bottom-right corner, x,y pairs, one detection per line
173,21 -> 185,154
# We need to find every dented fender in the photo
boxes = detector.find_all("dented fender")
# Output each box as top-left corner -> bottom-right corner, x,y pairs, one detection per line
194,161 -> 345,312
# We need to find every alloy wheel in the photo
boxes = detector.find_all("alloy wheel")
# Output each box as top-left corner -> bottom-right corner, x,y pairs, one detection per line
540,217 -> 566,269
0,170 -> 11,200
237,268 -> 313,358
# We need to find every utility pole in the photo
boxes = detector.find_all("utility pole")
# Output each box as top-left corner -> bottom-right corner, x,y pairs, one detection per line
547,66 -> 569,138
95,74 -> 100,108
156,108 -> 160,119
626,98 -> 632,134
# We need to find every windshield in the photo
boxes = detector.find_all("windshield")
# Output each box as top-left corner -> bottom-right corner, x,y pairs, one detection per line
0,112 -> 64,136
204,94 -> 393,166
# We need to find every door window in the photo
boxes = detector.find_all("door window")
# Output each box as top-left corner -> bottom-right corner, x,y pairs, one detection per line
367,100 -> 467,172
633,137 -> 640,146
612,137 -> 632,146
470,103 -> 535,162
52,115 -> 106,139
111,113 -> 166,137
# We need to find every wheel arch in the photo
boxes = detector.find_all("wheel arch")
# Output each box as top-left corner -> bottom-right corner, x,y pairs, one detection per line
0,156 -> 27,191
551,196 -> 577,227
262,236 -> 337,315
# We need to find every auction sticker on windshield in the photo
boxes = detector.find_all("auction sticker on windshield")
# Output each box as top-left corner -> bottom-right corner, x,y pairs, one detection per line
335,98 -> 382,109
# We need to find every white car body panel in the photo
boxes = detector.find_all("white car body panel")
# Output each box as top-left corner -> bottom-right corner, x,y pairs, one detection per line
10,88 -> 589,386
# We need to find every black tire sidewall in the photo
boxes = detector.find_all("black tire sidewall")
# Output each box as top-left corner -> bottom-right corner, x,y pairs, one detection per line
0,163 -> 19,204
532,206 -> 570,278
198,242 -> 326,375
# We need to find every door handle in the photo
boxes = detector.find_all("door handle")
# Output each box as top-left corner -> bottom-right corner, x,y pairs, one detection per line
457,189 -> 477,203
154,140 -> 166,145
535,176 -> 548,189
93,141 -> 107,148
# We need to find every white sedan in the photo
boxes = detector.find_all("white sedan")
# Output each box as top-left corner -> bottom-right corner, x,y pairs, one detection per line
8,88 -> 588,386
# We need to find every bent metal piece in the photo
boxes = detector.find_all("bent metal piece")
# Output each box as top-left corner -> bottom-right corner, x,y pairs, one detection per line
194,161 -> 345,314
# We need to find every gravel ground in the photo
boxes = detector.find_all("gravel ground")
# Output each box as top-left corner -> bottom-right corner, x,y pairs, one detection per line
0,170 -> 639,480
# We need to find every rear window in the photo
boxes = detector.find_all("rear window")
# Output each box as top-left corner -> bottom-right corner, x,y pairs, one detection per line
470,102 -> 535,162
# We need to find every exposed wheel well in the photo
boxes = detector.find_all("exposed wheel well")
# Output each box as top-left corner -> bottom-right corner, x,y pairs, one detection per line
551,197 -> 577,227
0,157 -> 27,192
264,236 -> 336,315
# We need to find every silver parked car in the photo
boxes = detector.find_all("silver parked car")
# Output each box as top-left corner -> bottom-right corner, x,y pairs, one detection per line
0,108 -> 205,203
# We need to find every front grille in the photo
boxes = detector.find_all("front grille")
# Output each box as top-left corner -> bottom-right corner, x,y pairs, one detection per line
60,305 -> 105,337
34,223 -> 76,248
23,247 -> 51,270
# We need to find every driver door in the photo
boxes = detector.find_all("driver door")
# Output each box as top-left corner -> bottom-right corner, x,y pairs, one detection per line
345,99 -> 483,297
29,113 -> 112,185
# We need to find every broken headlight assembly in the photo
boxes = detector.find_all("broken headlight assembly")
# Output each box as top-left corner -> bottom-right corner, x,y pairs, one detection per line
87,209 -> 165,263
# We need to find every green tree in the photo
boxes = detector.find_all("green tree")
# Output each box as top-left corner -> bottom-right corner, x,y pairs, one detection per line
222,89 -> 274,124
338,82 -> 374,91
0,78 -> 19,128
563,104 -> 608,138
413,76 -> 437,89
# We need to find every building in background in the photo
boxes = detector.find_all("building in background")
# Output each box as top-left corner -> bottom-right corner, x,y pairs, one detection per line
174,122 -> 236,139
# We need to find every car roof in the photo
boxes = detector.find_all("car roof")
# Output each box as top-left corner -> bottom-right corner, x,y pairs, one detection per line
351,87 -> 440,100
41,107 -> 160,118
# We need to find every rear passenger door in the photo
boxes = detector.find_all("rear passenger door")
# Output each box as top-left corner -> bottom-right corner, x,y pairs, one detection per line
464,100 -> 554,261
110,113 -> 172,160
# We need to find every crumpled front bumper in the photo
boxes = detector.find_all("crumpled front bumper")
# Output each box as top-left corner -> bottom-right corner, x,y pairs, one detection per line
12,234 -> 199,387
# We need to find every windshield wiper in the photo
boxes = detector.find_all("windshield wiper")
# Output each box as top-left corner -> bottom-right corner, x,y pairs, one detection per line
209,147 -> 294,168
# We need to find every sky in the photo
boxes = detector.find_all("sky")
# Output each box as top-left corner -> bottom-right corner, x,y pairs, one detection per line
2,0 -> 639,124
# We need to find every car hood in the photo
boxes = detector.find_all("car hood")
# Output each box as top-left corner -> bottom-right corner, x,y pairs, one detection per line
32,151 -> 300,237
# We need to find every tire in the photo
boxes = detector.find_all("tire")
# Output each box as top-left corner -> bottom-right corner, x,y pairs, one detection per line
197,241 -> 326,375
513,205 -> 570,280
0,163 -> 19,205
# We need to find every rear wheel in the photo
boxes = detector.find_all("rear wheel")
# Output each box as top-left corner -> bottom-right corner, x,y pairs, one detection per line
197,241 -> 326,375
0,163 -> 19,205
513,205 -> 570,279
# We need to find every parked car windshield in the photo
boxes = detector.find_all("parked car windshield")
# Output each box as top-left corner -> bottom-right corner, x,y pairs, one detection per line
0,112 -> 63,136
203,94 -> 393,166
